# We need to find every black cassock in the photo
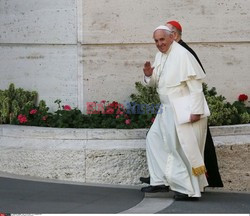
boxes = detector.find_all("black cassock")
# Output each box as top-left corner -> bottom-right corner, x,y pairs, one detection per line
179,40 -> 223,187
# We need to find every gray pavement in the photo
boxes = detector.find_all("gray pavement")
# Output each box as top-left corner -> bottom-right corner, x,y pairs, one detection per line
0,176 -> 250,214
0,177 -> 143,214
159,190 -> 250,214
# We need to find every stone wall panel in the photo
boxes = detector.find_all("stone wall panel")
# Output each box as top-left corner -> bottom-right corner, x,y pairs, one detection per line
0,45 -> 78,110
190,43 -> 250,102
81,44 -> 157,106
0,0 -> 77,44
82,0 -> 250,44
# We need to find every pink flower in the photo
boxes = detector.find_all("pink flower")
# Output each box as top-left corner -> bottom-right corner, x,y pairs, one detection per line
42,116 -> 47,121
116,115 -> 120,119
100,100 -> 106,104
125,119 -> 131,125
63,105 -> 72,111
17,114 -> 28,124
238,94 -> 248,102
29,109 -> 37,115
106,108 -> 115,114
96,103 -> 105,114
151,117 -> 155,123
116,109 -> 124,115
86,102 -> 96,114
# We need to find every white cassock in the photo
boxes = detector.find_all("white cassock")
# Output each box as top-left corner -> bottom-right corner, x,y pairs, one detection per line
144,41 -> 209,197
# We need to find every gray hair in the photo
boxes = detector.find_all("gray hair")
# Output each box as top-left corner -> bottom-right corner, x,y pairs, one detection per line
170,26 -> 182,36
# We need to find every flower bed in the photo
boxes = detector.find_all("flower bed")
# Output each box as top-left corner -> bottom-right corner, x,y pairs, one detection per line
1,83 -> 250,129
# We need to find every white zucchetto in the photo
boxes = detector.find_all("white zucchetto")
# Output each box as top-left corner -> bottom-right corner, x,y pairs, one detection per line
154,25 -> 172,33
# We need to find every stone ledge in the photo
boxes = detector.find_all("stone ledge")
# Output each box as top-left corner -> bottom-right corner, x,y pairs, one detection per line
0,124 -> 249,192
209,124 -> 250,136
1,124 -> 250,139
0,125 -> 147,140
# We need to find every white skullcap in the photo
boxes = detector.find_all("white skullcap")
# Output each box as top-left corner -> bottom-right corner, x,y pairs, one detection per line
154,25 -> 172,33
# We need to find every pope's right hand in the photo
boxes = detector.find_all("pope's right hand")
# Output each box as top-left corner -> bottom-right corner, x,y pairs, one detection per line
143,61 -> 154,77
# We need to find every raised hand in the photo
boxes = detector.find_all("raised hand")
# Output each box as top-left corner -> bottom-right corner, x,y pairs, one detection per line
143,61 -> 154,77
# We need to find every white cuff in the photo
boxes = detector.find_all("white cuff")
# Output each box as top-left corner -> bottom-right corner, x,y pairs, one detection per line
144,75 -> 151,83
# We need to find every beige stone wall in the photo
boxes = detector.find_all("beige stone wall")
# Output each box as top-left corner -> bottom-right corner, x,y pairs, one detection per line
81,0 -> 250,107
82,0 -> 250,44
81,44 -> 157,105
0,0 -> 249,110
0,0 -> 79,111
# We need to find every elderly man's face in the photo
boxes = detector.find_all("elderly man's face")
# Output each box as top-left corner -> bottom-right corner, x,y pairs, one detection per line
153,30 -> 174,53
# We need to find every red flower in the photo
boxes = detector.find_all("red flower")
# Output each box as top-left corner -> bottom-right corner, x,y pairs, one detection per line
63,105 -> 72,111
17,114 -> 28,124
116,115 -> 120,119
125,119 -> 131,125
109,101 -> 119,108
29,109 -> 37,115
151,117 -> 155,123
238,94 -> 248,102
100,100 -> 106,104
106,108 -> 115,114
42,116 -> 47,121
116,109 -> 124,115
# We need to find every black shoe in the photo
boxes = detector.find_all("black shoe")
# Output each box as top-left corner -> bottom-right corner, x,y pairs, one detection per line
141,185 -> 169,193
139,176 -> 150,184
173,191 -> 199,201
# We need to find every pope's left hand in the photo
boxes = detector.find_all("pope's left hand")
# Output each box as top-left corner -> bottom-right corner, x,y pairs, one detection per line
190,114 -> 201,123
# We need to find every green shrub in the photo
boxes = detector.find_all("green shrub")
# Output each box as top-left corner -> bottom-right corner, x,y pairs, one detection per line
203,83 -> 250,125
130,82 -> 160,105
0,83 -> 38,124
48,99 -> 87,128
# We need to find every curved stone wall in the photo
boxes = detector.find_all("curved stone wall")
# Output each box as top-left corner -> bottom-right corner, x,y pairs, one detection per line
0,125 -> 249,191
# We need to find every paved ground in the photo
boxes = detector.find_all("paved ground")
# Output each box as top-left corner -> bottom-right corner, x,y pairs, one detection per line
0,177 -> 143,214
159,191 -> 250,214
0,176 -> 249,214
